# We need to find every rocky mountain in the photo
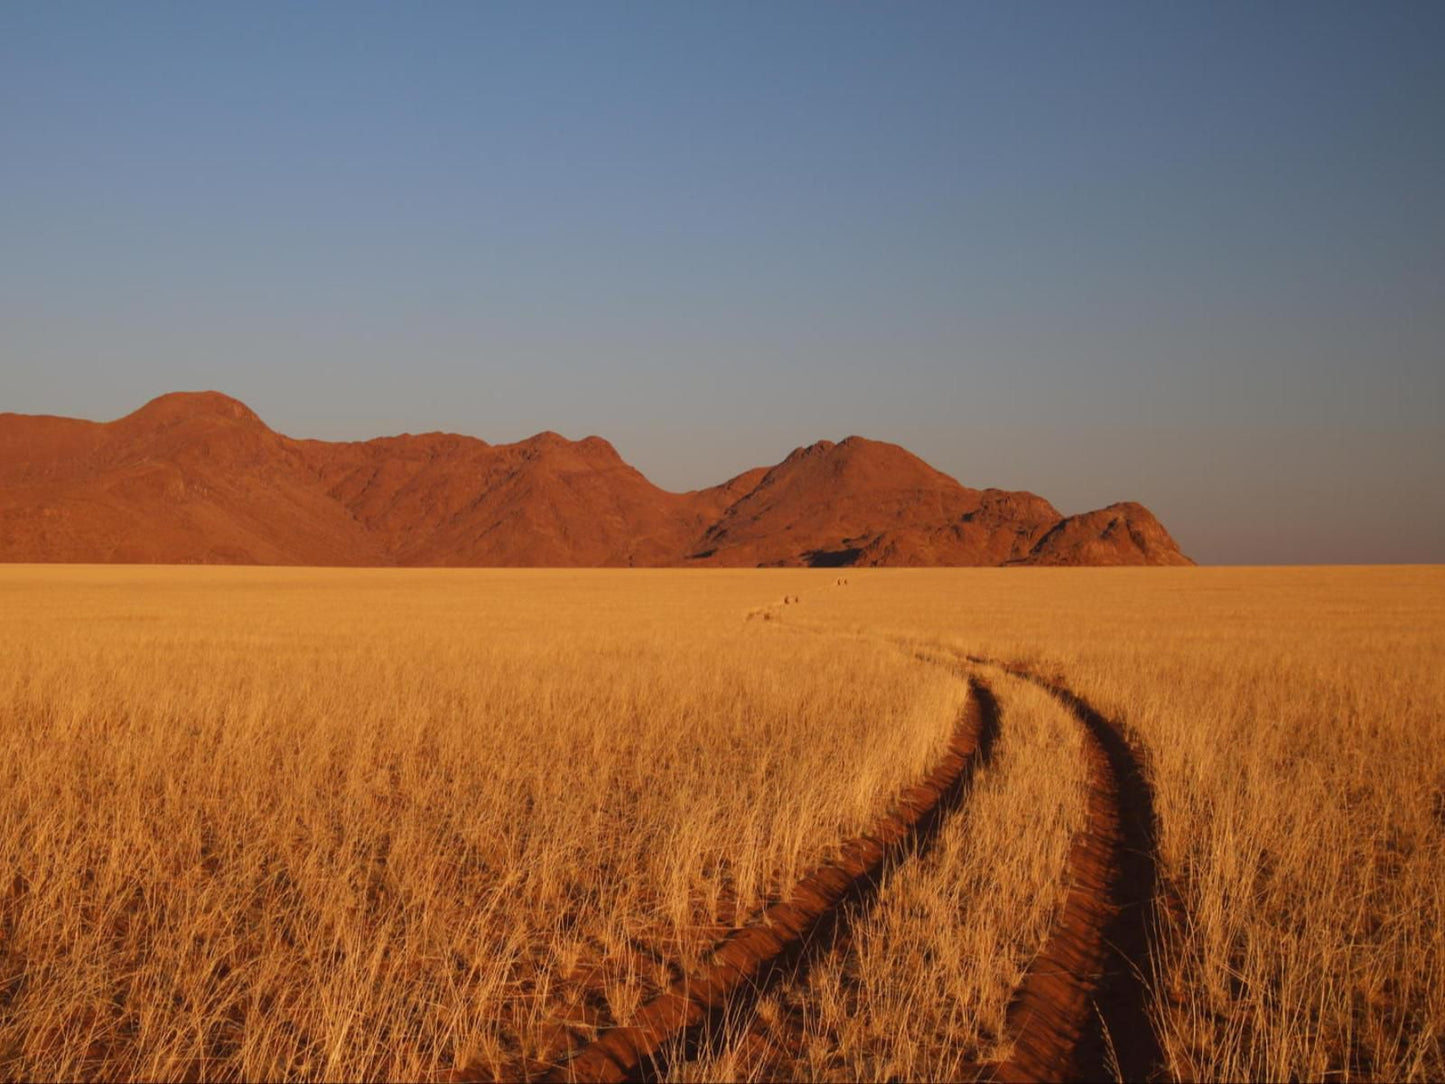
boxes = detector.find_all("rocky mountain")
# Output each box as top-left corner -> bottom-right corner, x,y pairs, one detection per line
0,392 -> 1192,567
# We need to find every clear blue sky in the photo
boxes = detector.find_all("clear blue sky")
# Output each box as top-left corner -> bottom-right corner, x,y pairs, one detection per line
2,1 -> 1442,563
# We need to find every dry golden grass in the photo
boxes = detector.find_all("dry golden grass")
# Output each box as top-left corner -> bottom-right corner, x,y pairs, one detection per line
1,564 -> 1441,1082
0,567 -> 964,1081
783,565 -> 1445,1082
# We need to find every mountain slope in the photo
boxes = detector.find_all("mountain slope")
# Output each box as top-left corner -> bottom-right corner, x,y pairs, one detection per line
0,393 -> 1193,567
0,393 -> 382,565
1018,502 -> 1194,567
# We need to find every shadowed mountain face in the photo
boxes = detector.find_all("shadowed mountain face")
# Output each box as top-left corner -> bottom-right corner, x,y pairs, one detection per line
0,392 -> 1193,567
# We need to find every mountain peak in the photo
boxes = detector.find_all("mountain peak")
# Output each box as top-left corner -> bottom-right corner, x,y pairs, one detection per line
126,391 -> 263,427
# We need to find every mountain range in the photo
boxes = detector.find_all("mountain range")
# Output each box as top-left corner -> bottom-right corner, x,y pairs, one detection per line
0,392 -> 1192,567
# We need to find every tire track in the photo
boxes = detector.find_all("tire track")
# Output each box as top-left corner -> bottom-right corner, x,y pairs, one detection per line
525,677 -> 1000,1084
974,660 -> 1165,1084
449,630 -> 1164,1083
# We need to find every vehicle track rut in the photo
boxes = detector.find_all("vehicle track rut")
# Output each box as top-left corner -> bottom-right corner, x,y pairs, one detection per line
976,660 -> 1165,1084
701,651 -> 1168,1083
524,676 -> 1000,1083
449,629 -> 1165,1083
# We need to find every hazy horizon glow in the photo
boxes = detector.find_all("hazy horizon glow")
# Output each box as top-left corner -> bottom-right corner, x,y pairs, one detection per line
2,1 -> 1442,563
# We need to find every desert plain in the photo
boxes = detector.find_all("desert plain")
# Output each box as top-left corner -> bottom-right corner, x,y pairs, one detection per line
0,563 -> 1440,1082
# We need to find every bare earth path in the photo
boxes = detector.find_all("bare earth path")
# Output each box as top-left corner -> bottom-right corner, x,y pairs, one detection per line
449,633 -> 1166,1083
980,661 -> 1166,1083
698,651 -> 1169,1084
493,677 -> 1001,1083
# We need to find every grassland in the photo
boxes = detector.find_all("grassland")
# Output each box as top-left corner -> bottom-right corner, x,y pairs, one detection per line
1,564 -> 1441,1082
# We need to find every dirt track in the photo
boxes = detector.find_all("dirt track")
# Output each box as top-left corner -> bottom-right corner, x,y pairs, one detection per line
451,639 -> 1165,1083
982,662 -> 1165,1083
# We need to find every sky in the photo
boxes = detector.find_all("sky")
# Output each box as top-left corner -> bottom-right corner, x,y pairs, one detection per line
2,1 -> 1442,564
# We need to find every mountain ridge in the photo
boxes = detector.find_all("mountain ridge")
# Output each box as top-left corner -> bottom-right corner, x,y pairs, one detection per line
0,392 -> 1193,568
